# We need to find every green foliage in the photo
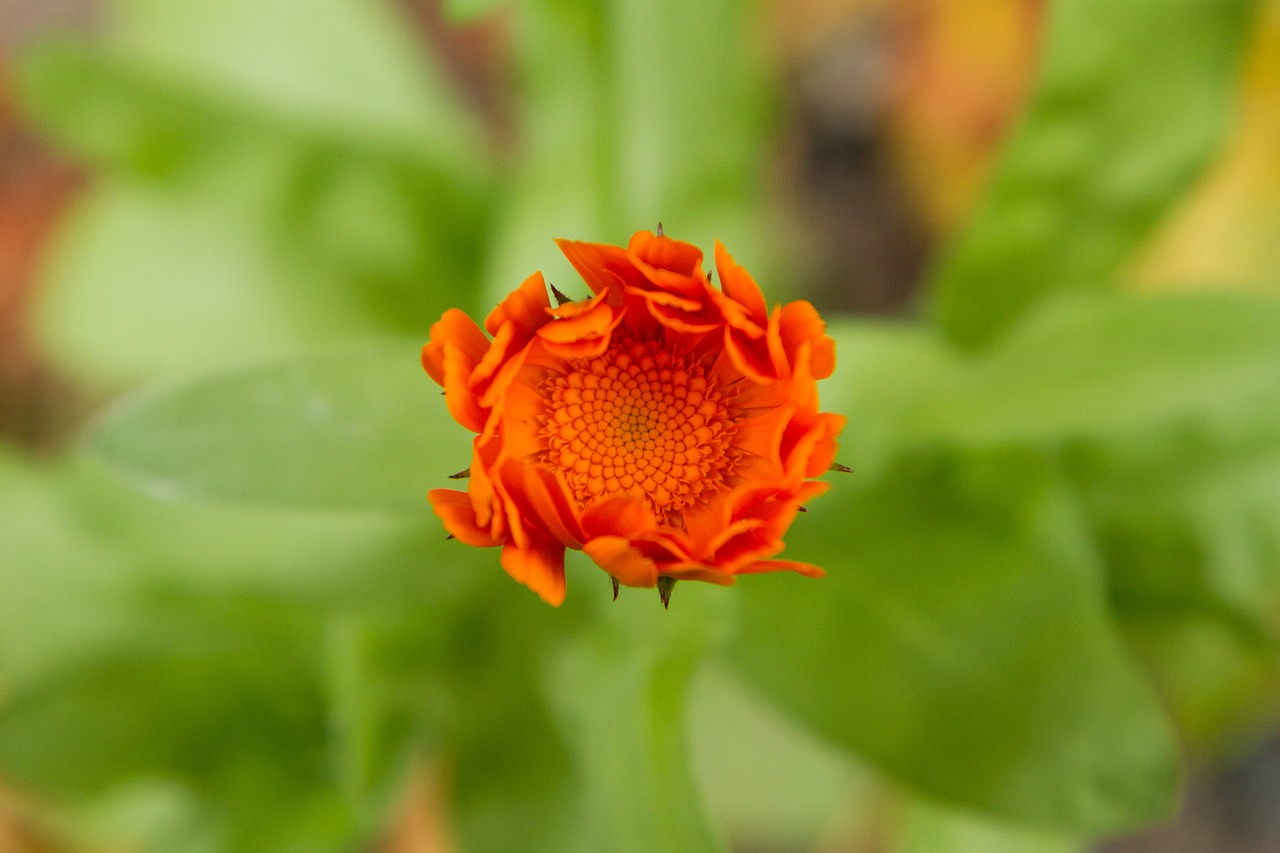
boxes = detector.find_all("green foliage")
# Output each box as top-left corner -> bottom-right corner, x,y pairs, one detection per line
5,0 -> 1280,849
89,341 -> 468,515
931,0 -> 1256,347
545,576 -> 729,852
732,454 -> 1180,833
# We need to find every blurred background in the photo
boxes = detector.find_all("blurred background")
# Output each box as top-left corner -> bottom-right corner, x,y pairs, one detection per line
3,0 -> 1280,851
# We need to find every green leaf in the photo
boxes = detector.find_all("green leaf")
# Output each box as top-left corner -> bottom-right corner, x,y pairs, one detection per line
545,563 -> 728,852
688,667 -> 867,851
729,451 -> 1181,833
408,572 -> 587,853
895,800 -> 1083,853
444,0 -> 503,22
480,0 -> 770,309
1121,617 -> 1280,759
1078,433 -> 1280,637
35,181 -> 388,387
20,0 -> 484,175
88,341 -> 469,515
930,0 -> 1256,347
0,594 -> 359,853
0,446 -> 502,851
17,0 -> 494,341
905,293 -> 1280,449
0,450 -> 142,691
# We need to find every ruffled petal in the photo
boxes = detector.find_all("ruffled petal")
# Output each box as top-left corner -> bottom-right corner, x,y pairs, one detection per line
485,271 -> 552,337
627,229 -> 706,279
582,495 -> 656,539
422,309 -> 490,387
724,325 -> 777,384
470,320 -> 516,391
713,240 -> 768,325
645,298 -> 722,335
707,284 -> 766,339
537,293 -> 624,352
780,300 -> 835,380
556,239 -> 636,297
495,372 -> 546,461
583,536 -> 660,588
735,559 -> 825,578
782,413 -> 847,481
500,459 -> 585,548
540,334 -> 613,361
441,341 -> 487,433
429,488 -> 499,547
732,402 -> 795,479
664,566 -> 738,585
501,538 -> 567,606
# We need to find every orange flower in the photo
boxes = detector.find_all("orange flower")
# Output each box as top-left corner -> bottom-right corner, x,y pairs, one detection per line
423,230 -> 845,606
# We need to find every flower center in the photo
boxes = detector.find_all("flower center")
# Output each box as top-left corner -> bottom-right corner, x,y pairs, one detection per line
540,338 -> 736,518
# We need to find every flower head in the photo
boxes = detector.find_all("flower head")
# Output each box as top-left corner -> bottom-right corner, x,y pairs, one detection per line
422,230 -> 845,606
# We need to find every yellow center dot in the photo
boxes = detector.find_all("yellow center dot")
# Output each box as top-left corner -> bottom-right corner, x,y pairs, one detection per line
540,338 -> 737,519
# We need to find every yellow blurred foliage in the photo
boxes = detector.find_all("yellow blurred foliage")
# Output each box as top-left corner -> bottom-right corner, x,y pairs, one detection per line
884,0 -> 1044,234
1129,0 -> 1280,292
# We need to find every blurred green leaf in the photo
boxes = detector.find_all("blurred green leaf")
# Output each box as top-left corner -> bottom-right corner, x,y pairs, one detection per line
444,0 -> 503,22
21,0 -> 483,179
0,450 -> 141,691
545,572 -> 728,853
439,579 -> 585,853
0,447 -> 508,852
88,341 -> 467,515
1121,617 -> 1280,759
905,293 -> 1280,449
689,667 -> 867,851
895,801 -> 1082,853
930,0 -> 1256,347
481,0 -> 769,308
1079,432 -> 1280,638
729,452 -> 1181,833
36,181 -> 387,386
18,0 -> 493,339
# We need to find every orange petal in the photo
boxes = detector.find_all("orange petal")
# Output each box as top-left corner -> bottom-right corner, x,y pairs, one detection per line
665,566 -> 737,585
556,239 -> 636,297
724,325 -> 776,384
706,517 -> 769,558
429,489 -> 499,547
583,536 -> 660,588
549,288 -> 608,319
495,374 -> 545,461
467,438 -> 498,528
707,285 -> 766,339
422,309 -> 490,386
537,296 -> 624,345
485,271 -> 552,337
627,230 -> 703,277
732,402 -> 795,477
470,320 -> 515,391
783,413 -> 847,481
442,341 -> 487,433
780,300 -> 835,379
478,341 -> 531,415
646,299 -> 722,335
714,240 -> 768,324
500,460 -> 585,548
581,495 -> 656,539
501,539 -> 567,606
624,285 -> 702,313
541,333 -> 613,360
735,559 -> 825,578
